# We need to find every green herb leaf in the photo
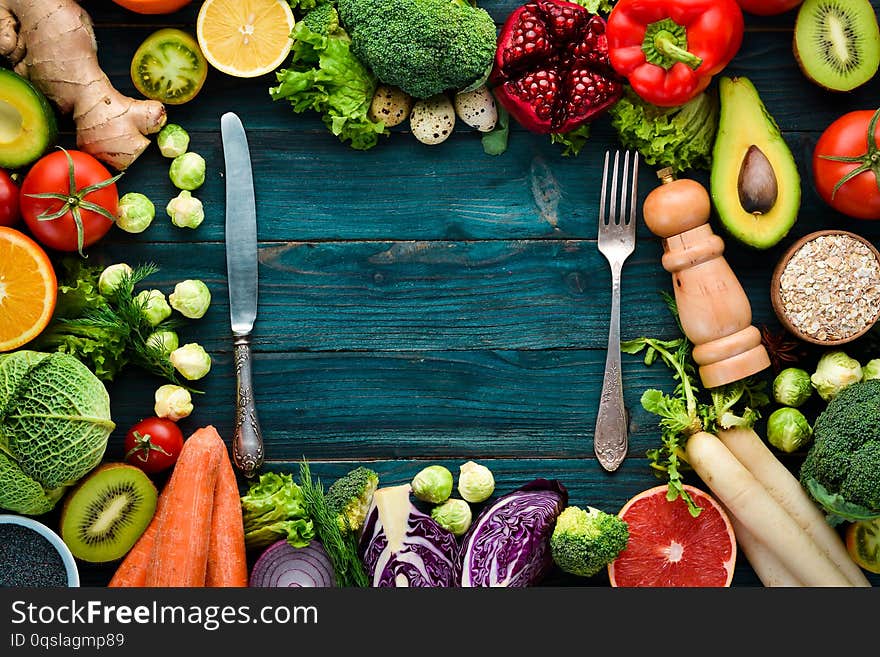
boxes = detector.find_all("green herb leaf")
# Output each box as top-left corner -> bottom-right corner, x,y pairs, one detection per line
299,461 -> 369,587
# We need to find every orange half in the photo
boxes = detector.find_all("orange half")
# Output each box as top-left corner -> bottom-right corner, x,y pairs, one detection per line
0,227 -> 57,352
196,0 -> 295,78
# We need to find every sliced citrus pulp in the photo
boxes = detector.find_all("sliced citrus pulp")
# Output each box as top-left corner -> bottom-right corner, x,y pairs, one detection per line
196,0 -> 295,78
0,226 -> 57,352
608,484 -> 737,587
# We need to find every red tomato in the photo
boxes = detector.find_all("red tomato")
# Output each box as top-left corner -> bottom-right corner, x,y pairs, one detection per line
813,109 -> 880,221
111,0 -> 192,14
20,149 -> 118,253
0,169 -> 19,226
124,417 -> 185,475
736,0 -> 803,15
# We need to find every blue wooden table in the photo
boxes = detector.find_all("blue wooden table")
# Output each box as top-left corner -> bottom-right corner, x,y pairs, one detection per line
72,0 -> 880,587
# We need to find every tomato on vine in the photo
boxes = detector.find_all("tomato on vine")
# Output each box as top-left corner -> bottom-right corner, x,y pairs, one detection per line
20,148 -> 121,254
813,108 -> 880,221
124,417 -> 185,475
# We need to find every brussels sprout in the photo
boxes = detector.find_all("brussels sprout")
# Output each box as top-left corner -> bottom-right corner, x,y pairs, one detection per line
431,498 -> 472,536
134,289 -> 172,327
169,152 -> 206,190
862,359 -> 880,382
115,192 -> 156,233
157,123 -> 190,158
766,407 -> 813,453
810,351 -> 863,402
169,279 -> 211,319
772,367 -> 812,408
458,461 -> 495,503
411,465 -> 453,504
146,329 -> 179,357
166,190 -> 205,229
169,343 -> 212,381
154,384 -> 193,422
98,263 -> 133,296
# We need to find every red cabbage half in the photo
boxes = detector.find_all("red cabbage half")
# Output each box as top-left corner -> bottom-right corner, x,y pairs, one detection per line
460,478 -> 568,587
359,484 -> 459,587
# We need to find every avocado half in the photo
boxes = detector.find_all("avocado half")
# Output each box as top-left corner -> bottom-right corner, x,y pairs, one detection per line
0,68 -> 57,169
710,77 -> 800,250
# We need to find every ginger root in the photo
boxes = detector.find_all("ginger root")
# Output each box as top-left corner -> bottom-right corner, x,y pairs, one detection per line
0,0 -> 166,170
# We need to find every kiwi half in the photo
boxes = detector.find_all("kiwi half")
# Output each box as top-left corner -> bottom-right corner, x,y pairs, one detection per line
60,463 -> 158,563
794,0 -> 880,92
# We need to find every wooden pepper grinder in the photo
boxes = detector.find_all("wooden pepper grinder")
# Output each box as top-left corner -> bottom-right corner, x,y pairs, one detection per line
642,168 -> 770,388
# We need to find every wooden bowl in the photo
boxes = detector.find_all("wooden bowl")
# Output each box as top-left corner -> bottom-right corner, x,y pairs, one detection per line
771,229 -> 880,346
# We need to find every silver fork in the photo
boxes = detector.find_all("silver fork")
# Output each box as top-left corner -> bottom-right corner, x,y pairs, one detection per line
594,150 -> 638,472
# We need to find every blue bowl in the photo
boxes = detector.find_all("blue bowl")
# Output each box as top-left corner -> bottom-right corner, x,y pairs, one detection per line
0,514 -> 79,587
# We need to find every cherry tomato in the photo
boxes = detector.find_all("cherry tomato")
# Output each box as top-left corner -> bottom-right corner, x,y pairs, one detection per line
736,0 -> 803,15
0,169 -> 19,226
20,149 -> 119,254
813,108 -> 880,221
124,417 -> 185,475
111,0 -> 192,14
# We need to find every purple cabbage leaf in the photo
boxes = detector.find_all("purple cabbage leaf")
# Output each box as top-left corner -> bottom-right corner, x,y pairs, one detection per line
460,478 -> 568,587
359,484 -> 459,587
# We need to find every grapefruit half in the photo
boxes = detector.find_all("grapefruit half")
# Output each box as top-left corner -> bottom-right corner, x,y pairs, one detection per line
608,484 -> 737,587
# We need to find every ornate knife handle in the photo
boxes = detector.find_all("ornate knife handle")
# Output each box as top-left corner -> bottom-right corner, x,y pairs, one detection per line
232,334 -> 264,479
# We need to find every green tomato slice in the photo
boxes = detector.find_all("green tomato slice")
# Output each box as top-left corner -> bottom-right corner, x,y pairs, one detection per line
846,518 -> 880,575
130,28 -> 208,105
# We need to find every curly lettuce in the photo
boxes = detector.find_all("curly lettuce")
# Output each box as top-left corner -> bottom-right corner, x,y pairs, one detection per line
241,472 -> 316,550
269,6 -> 387,150
609,88 -> 719,172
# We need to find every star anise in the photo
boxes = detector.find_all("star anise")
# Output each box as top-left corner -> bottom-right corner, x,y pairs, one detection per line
760,325 -> 807,373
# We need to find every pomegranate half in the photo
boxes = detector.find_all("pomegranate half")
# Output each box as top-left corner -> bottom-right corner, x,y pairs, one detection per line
490,0 -> 623,134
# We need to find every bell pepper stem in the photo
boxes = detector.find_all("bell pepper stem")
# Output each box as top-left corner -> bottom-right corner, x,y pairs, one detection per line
642,18 -> 703,71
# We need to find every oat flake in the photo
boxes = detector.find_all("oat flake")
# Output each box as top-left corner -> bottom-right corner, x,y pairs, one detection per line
779,234 -> 880,341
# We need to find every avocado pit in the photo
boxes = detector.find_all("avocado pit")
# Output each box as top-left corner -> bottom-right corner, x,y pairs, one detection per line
738,145 -> 778,215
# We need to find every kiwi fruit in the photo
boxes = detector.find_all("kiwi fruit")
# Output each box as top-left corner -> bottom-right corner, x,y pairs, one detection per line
794,0 -> 880,92
60,463 -> 158,563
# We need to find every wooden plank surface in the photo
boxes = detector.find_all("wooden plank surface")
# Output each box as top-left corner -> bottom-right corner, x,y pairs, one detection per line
25,1 -> 880,587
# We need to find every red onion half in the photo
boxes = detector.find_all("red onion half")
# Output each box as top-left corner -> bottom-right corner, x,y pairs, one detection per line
249,540 -> 336,587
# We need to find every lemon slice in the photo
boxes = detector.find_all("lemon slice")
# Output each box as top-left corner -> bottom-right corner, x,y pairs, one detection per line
196,0 -> 295,78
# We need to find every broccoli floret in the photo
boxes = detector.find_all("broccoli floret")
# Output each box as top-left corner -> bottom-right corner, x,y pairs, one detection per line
799,379 -> 880,524
550,506 -> 629,577
336,0 -> 497,99
326,466 -> 379,534
302,3 -> 340,36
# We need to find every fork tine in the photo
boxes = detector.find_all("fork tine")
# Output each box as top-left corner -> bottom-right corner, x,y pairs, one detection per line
628,152 -> 639,227
609,150 -> 620,224
599,150 -> 610,226
620,150 -> 630,225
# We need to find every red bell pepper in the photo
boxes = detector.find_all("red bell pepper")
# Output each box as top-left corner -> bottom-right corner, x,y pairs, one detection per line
606,0 -> 745,107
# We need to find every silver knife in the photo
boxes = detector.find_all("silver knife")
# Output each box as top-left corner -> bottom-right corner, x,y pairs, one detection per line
221,112 -> 264,479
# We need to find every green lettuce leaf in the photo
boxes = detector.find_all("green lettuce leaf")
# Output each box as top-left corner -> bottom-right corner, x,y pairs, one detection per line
609,88 -> 719,172
550,124 -> 591,157
241,472 -> 316,550
270,8 -> 387,150
572,0 -> 617,14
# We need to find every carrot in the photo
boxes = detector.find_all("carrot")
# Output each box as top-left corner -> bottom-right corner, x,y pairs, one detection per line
724,506 -> 802,587
144,425 -> 225,587
108,474 -> 176,588
717,427 -> 871,587
685,431 -> 852,587
205,443 -> 248,587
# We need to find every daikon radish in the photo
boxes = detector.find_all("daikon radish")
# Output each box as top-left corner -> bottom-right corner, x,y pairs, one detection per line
717,427 -> 871,587
685,431 -> 852,587
725,507 -> 802,587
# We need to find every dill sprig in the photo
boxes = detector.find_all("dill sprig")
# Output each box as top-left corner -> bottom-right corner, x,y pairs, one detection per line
299,461 -> 369,587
